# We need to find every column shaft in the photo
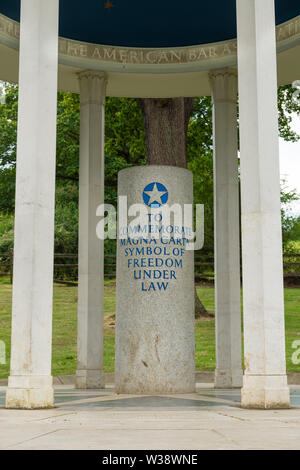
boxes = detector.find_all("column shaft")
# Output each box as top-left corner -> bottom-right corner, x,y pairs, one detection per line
210,69 -> 242,388
76,72 -> 106,389
237,0 -> 290,408
6,0 -> 59,409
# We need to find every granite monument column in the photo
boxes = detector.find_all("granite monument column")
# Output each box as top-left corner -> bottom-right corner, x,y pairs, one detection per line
115,166 -> 195,394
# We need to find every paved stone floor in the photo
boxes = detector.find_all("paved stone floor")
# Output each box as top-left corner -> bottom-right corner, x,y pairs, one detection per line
0,384 -> 300,450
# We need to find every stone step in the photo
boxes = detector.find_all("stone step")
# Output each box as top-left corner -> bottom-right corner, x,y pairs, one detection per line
1,371 -> 300,387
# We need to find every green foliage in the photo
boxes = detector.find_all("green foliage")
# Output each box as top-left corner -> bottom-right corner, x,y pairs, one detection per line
0,214 -> 14,254
280,180 -> 300,248
54,185 -> 79,254
105,97 -> 146,205
188,97 -> 214,250
0,84 -> 299,258
56,92 -> 80,182
278,85 -> 300,142
285,239 -> 300,254
0,84 -> 18,212
288,220 -> 300,244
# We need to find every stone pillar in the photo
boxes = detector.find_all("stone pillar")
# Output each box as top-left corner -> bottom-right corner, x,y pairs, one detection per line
236,0 -> 290,408
210,69 -> 243,389
76,71 -> 107,389
115,166 -> 195,394
6,0 -> 59,409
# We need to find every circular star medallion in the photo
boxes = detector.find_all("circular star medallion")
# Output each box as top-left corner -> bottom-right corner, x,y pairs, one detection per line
142,182 -> 168,208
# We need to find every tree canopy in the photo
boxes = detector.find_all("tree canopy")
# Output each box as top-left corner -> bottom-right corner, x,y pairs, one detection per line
0,83 -> 299,255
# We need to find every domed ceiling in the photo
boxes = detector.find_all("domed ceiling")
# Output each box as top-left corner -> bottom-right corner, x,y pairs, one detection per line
0,0 -> 299,48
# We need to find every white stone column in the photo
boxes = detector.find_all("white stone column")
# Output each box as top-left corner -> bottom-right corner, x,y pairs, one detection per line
116,166 -> 195,394
236,0 -> 290,408
210,69 -> 243,389
6,0 -> 59,409
76,71 -> 107,389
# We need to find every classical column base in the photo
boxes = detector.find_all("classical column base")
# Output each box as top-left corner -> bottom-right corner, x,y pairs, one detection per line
5,375 -> 54,409
215,368 -> 243,389
76,369 -> 105,389
241,375 -> 290,409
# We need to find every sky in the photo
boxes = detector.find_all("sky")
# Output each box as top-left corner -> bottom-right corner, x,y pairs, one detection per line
279,114 -> 300,216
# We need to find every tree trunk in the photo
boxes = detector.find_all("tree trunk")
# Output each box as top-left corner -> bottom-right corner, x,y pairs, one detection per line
194,289 -> 210,318
137,98 -> 193,167
137,97 -> 209,318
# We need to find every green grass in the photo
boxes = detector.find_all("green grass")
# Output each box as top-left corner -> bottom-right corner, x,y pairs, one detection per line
284,288 -> 300,372
0,278 -> 299,378
195,287 -> 215,371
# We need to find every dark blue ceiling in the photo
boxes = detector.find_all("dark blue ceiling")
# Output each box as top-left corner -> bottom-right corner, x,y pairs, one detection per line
0,0 -> 299,48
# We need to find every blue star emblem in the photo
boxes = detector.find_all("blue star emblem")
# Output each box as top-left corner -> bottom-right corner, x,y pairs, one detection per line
143,182 -> 168,208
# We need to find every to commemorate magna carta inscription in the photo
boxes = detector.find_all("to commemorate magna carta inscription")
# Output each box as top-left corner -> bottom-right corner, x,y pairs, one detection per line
115,166 -> 195,394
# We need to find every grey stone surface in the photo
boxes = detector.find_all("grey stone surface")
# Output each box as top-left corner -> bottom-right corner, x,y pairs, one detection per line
0,385 -> 300,449
116,166 -> 195,394
5,0 -> 59,410
210,69 -> 243,389
1,372 -> 300,388
76,71 -> 106,390
237,0 -> 289,409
